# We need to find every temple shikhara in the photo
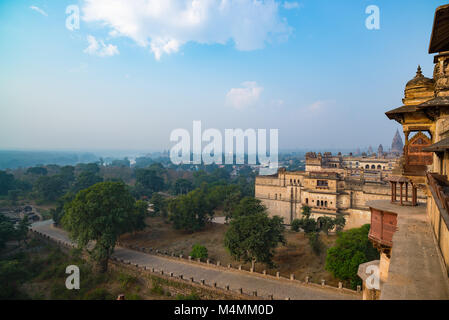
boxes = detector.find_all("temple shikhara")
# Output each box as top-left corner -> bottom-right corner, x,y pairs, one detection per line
358,5 -> 449,300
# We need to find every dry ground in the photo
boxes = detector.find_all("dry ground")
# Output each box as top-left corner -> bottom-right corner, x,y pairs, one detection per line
120,217 -> 340,286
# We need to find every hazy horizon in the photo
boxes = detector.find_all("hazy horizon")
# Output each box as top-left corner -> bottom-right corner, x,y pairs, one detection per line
2,0 -> 443,151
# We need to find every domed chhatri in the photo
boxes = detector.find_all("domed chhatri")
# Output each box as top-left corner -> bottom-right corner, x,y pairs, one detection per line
403,65 -> 435,105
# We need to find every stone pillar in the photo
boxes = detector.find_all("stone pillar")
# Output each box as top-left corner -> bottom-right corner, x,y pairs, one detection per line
400,182 -> 404,205
405,183 -> 409,202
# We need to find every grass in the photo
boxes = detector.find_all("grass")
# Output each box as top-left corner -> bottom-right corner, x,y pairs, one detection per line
120,216 -> 340,286
0,238 -> 182,300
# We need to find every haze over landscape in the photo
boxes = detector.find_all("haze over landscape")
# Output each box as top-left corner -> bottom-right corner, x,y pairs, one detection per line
2,0 -> 447,153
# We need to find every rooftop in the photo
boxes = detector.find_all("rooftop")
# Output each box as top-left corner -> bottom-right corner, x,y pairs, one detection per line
367,200 -> 449,300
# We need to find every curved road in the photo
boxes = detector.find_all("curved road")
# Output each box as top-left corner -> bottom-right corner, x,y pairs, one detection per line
31,221 -> 360,300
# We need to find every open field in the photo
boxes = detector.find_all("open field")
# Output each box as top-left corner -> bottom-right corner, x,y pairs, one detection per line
120,217 -> 340,286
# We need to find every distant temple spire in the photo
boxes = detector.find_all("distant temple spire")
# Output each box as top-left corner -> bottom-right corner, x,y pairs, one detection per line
391,129 -> 404,155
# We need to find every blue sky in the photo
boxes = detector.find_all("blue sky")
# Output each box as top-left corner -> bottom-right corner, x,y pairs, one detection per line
0,0 -> 447,152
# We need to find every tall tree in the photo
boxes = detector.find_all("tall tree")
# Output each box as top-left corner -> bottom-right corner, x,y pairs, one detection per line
168,188 -> 213,232
34,175 -> 66,201
72,171 -> 103,193
224,204 -> 285,269
62,182 -> 147,272
135,168 -> 164,196
325,224 -> 379,289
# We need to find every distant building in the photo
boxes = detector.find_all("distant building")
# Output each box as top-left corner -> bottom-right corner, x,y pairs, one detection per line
378,144 -> 384,158
391,129 -> 404,155
254,152 -> 415,229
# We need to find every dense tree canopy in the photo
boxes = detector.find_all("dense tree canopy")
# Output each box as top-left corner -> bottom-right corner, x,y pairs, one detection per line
224,199 -> 285,269
135,168 -> 164,197
72,171 -> 103,193
34,175 -> 66,202
0,171 -> 15,196
325,224 -> 379,289
62,182 -> 147,272
168,188 -> 214,232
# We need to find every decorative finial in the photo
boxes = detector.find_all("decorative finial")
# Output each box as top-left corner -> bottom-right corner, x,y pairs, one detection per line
416,65 -> 423,77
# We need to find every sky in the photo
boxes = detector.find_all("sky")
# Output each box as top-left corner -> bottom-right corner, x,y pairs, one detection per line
1,0 -> 448,153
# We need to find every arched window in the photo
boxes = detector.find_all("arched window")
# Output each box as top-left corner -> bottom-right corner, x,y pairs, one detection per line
371,165 -> 375,169
365,165 -> 369,169
306,198 -> 309,204
377,165 -> 382,170
325,201 -> 328,207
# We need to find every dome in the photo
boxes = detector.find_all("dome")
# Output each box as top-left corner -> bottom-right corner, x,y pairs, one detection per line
406,66 -> 434,88
403,66 -> 435,105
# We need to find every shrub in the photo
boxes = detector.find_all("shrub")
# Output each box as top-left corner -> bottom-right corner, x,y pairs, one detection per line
325,224 -> 379,289
176,291 -> 200,300
190,244 -> 208,260
84,288 -> 114,300
150,284 -> 165,296
291,219 -> 301,232
307,232 -> 323,255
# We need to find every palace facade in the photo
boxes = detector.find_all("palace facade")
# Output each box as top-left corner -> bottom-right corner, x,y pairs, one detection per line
255,150 -> 414,229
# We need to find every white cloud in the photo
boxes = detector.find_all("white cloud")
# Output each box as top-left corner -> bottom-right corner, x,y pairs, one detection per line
84,35 -> 119,57
30,6 -> 48,16
81,0 -> 290,60
226,82 -> 263,110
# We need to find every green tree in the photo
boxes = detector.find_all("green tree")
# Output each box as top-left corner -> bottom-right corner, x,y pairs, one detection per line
229,197 -> 266,220
72,171 -> 103,193
318,216 -> 335,235
224,211 -> 285,269
0,171 -> 15,196
34,175 -> 66,201
325,224 -> 379,289
135,169 -> 164,196
307,232 -> 323,255
334,214 -> 347,233
26,167 -> 48,176
173,178 -> 193,195
62,182 -> 147,272
291,219 -> 301,232
0,214 -> 16,250
190,244 -> 208,260
168,188 -> 213,232
50,192 -> 75,226
7,189 -> 20,204
150,193 -> 167,217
